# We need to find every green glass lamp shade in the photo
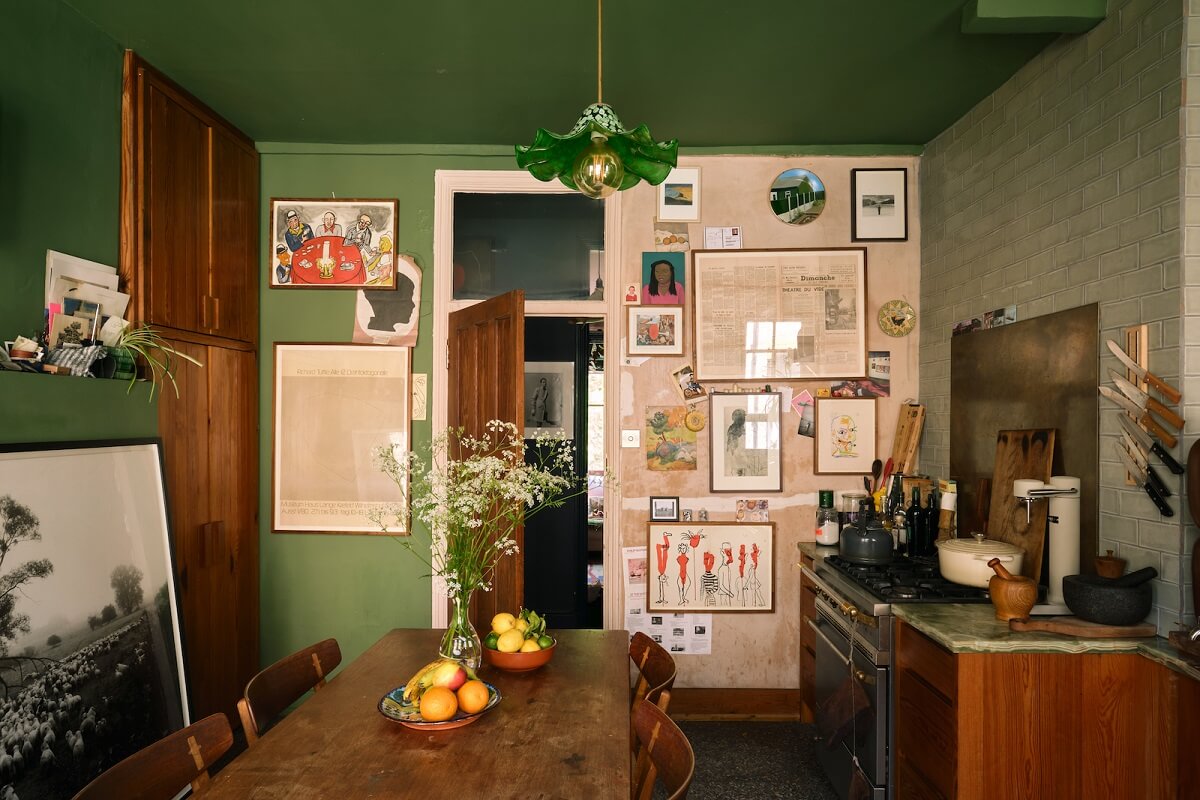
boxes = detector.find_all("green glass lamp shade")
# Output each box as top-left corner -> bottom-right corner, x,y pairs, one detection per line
516,103 -> 678,194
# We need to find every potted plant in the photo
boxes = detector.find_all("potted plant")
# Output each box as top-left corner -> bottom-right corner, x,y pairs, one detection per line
98,321 -> 203,400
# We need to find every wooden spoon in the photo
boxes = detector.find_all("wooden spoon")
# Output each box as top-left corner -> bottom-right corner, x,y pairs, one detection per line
870,459 -> 883,492
1188,441 -> 1200,620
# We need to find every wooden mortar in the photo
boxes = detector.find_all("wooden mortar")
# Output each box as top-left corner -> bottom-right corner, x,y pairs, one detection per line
988,557 -> 1038,621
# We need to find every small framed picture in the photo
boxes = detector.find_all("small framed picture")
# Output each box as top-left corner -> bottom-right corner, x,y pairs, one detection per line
814,397 -> 878,474
851,168 -> 908,241
650,496 -> 680,521
628,306 -> 684,356
640,252 -> 686,306
270,198 -> 400,288
709,392 -> 783,493
524,361 -> 575,439
657,167 -> 701,222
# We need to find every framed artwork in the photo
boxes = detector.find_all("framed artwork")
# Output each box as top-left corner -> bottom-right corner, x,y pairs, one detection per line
645,406 -> 698,471
691,248 -> 867,381
851,168 -> 908,241
647,522 -> 775,612
628,306 -> 684,356
769,168 -> 826,225
670,363 -> 707,404
273,343 -> 411,533
650,496 -> 680,521
270,198 -> 399,289
657,167 -> 701,222
709,392 -> 783,493
814,397 -> 878,475
0,439 -> 189,799
640,251 -> 686,306
351,254 -> 423,346
524,361 -> 575,439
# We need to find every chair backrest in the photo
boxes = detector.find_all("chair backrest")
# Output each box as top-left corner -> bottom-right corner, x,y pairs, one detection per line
630,699 -> 694,800
237,637 -> 341,745
629,631 -> 676,711
72,712 -> 233,800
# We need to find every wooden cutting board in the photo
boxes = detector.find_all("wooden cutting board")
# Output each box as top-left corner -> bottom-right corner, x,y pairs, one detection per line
890,403 -> 925,476
1009,616 -> 1157,638
988,429 -> 1056,582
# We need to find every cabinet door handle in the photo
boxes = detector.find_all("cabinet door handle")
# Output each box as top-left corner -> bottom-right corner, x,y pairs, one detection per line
212,296 -> 220,331
200,295 -> 209,329
807,618 -> 850,666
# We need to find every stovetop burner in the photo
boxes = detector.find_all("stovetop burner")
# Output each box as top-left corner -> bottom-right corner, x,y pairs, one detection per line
823,554 -> 991,604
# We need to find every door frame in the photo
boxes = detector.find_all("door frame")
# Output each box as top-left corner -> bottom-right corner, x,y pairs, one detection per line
432,169 -> 623,629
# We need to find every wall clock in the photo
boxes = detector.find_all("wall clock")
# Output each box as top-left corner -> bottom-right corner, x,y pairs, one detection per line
878,299 -> 916,337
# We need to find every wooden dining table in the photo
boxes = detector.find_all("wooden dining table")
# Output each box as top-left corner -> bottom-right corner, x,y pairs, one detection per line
206,628 -> 631,799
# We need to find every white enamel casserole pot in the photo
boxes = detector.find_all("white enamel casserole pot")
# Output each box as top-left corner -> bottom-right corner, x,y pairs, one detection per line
936,534 -> 1025,588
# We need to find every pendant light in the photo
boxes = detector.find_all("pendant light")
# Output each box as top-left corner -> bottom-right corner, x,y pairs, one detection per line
515,0 -> 679,199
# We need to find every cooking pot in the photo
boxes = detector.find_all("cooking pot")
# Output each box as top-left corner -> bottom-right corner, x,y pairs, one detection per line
936,534 -> 1024,588
839,500 -> 892,565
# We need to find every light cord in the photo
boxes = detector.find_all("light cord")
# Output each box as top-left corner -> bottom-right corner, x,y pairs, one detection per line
597,0 -> 603,103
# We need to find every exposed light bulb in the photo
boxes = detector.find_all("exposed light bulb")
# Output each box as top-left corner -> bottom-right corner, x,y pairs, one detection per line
572,135 -> 624,199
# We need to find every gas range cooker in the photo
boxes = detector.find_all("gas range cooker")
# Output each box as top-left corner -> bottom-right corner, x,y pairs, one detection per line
818,553 -> 991,613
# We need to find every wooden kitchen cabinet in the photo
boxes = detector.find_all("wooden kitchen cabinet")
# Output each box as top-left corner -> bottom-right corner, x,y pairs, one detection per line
895,620 -> 1198,799
799,552 -> 816,723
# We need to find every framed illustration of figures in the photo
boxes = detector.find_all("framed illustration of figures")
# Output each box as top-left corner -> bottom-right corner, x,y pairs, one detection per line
709,392 -> 782,492
270,198 -> 399,289
646,522 -> 775,612
813,397 -> 877,475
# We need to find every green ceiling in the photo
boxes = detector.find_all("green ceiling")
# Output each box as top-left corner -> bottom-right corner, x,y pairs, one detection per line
62,0 -> 1062,148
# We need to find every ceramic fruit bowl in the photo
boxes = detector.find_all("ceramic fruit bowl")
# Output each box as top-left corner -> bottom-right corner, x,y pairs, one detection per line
377,682 -> 501,731
482,640 -> 556,672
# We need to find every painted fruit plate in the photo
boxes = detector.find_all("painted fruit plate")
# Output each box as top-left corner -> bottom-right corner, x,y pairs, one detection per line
378,682 -> 501,731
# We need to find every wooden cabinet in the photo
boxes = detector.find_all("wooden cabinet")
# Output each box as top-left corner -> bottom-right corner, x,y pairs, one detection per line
798,552 -> 816,723
895,620 -> 1198,799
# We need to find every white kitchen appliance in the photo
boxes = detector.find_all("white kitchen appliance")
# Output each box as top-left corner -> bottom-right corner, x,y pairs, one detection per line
1013,475 -> 1081,615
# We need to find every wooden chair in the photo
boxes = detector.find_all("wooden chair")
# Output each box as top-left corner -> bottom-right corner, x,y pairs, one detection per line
630,699 -> 694,800
71,712 -> 233,800
629,631 -> 676,712
237,638 -> 341,746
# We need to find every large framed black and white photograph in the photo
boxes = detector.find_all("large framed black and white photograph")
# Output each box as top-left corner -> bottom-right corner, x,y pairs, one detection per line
851,168 -> 908,241
524,361 -> 575,440
0,439 -> 189,798
709,392 -> 783,493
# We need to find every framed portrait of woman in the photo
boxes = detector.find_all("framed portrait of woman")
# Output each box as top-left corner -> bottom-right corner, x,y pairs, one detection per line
709,392 -> 782,493
640,251 -> 686,306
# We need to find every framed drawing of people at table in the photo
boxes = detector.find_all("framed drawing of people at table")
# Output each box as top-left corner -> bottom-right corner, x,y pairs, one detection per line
270,198 -> 399,289
272,343 -> 411,533
647,521 -> 774,612
691,248 -> 867,381
709,392 -> 782,493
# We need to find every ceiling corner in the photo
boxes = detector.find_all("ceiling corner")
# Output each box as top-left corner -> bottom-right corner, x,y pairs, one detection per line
962,0 -> 1107,34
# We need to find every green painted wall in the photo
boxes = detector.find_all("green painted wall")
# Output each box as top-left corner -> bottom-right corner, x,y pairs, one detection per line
0,1 -> 158,443
257,147 -> 512,668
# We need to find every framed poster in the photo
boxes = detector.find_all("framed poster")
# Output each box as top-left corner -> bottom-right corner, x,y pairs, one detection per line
0,440 -> 189,799
524,361 -> 574,439
814,397 -> 877,475
273,343 -> 411,533
709,392 -> 783,493
628,306 -> 684,356
647,522 -> 775,612
270,198 -> 399,288
691,248 -> 867,381
851,168 -> 908,241
657,167 -> 701,222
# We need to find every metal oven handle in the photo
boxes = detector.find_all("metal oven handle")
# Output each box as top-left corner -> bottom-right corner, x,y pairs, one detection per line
807,618 -> 877,686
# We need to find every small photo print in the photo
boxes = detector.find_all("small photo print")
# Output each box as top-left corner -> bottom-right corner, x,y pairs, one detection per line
861,194 -> 896,216
671,363 -> 707,403
694,625 -> 706,635
651,616 -> 663,626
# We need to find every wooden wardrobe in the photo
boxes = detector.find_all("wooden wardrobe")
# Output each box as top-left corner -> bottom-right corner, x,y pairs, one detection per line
119,51 -> 260,723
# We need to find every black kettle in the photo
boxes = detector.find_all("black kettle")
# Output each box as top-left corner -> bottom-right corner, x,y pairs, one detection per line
839,498 -> 893,565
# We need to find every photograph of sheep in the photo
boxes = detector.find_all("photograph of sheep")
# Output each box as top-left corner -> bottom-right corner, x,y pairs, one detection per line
0,440 -> 187,799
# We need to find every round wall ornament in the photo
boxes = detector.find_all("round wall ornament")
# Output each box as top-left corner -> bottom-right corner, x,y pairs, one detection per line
878,299 -> 916,337
684,409 -> 707,431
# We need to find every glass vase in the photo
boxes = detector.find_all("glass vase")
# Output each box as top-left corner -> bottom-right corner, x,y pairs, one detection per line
439,592 -> 482,670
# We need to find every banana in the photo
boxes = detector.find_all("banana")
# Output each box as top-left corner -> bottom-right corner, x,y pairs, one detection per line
402,658 -> 445,703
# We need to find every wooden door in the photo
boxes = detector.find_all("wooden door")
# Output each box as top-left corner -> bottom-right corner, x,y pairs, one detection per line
448,290 -> 525,627
209,127 -> 259,344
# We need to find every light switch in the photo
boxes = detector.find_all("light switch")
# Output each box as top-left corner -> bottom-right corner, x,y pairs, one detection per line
622,429 -> 640,448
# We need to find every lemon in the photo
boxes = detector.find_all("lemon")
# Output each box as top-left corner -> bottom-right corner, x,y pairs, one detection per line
514,618 -> 529,634
496,629 -> 525,653
491,612 -> 516,634
519,638 -> 541,653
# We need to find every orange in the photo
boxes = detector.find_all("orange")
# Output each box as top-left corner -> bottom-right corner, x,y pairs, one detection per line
457,680 -> 490,715
419,686 -> 458,722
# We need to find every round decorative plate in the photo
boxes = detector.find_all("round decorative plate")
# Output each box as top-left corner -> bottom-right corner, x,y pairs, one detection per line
378,681 -> 501,731
878,299 -> 916,337
769,168 -> 826,226
684,409 -> 707,432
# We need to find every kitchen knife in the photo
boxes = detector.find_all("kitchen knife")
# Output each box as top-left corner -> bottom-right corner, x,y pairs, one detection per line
1108,369 -> 1184,430
1098,386 -> 1178,448
1119,430 -> 1171,497
1107,339 -> 1182,405
1117,412 -> 1185,475
1114,444 -> 1174,517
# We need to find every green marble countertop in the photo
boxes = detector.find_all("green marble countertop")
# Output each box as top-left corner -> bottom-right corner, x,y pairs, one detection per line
797,541 -> 839,561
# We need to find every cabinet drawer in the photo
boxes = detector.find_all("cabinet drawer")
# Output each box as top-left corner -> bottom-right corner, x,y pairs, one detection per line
897,621 -> 955,702
895,753 -> 950,800
895,665 -> 956,799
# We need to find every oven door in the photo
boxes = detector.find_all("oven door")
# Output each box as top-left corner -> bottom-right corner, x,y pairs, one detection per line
811,608 -> 888,800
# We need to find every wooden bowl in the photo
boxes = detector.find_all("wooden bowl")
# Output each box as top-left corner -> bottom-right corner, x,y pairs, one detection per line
481,640 -> 556,672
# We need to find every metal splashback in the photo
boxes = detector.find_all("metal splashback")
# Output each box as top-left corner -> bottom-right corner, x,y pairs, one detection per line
950,304 -> 1099,574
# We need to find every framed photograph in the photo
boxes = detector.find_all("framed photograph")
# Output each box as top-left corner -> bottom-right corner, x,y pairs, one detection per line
270,198 -> 399,289
814,397 -> 878,475
670,363 -> 707,404
0,439 -> 189,798
641,251 -> 686,306
647,521 -> 775,612
524,361 -> 574,439
273,343 -> 411,533
851,168 -> 908,241
628,306 -> 684,356
691,248 -> 867,381
657,167 -> 701,222
650,496 -> 680,521
709,392 -> 783,493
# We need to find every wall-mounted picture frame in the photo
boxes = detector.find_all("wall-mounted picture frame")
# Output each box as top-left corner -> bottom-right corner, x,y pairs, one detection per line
524,361 -> 575,439
691,248 -> 867,381
628,306 -> 684,356
650,496 -> 680,521
769,167 -> 825,225
0,439 -> 190,799
709,392 -> 783,493
350,254 -> 423,346
657,167 -> 701,222
273,343 -> 411,533
270,198 -> 399,289
851,168 -> 908,241
641,251 -> 686,306
814,397 -> 878,475
647,521 -> 775,612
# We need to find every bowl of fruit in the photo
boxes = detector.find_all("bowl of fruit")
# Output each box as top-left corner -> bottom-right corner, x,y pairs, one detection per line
482,608 -> 556,672
379,658 -> 500,731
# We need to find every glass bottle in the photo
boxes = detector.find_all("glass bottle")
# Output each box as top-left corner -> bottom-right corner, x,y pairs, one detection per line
906,487 -> 924,558
815,490 -> 839,545
924,489 -> 941,557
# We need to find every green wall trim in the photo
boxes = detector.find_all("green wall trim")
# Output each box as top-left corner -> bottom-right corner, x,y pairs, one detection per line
257,142 -> 924,158
680,144 -> 924,156
962,0 -> 1107,34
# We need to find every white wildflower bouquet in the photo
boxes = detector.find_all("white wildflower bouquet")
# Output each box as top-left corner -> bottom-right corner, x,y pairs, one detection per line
373,420 -> 582,599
